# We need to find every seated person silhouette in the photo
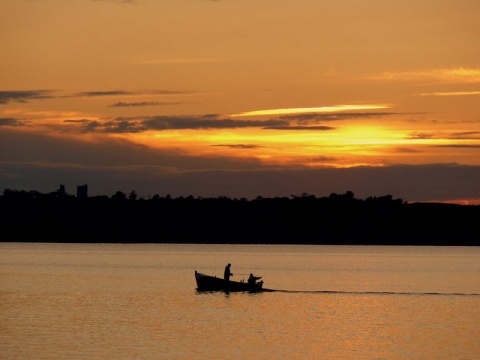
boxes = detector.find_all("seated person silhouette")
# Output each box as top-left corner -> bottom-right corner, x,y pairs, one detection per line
248,273 -> 262,285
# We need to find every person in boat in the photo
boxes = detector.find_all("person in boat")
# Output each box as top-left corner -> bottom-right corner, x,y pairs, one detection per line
248,273 -> 262,285
224,263 -> 233,282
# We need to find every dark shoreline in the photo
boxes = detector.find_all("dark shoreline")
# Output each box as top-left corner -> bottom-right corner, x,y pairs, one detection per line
2,191 -> 479,246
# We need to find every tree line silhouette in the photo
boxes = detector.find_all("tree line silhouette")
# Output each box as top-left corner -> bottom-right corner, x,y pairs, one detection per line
1,188 -> 479,245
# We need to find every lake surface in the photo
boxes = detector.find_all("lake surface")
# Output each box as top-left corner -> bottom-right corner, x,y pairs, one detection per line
1,243 -> 479,359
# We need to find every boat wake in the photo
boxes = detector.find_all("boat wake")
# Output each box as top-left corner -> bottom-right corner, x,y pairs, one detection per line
265,289 -> 480,297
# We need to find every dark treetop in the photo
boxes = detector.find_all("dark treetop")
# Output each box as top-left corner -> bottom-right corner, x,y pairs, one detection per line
1,189 -> 479,245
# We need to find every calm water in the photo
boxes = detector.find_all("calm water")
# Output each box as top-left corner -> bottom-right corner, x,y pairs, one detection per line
1,243 -> 479,360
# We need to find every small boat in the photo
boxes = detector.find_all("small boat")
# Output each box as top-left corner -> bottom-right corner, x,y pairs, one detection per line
195,271 -> 265,292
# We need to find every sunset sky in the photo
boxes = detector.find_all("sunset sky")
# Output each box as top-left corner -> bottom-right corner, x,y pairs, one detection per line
1,0 -> 480,203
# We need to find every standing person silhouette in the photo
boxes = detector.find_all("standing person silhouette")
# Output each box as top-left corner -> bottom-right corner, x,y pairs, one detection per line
224,263 -> 233,282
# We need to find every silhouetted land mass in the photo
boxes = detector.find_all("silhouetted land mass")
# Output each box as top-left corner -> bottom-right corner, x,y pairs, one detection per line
1,189 -> 479,245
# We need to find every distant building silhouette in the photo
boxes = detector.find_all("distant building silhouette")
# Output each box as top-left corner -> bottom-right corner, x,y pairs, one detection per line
76,184 -> 88,199
50,184 -> 67,198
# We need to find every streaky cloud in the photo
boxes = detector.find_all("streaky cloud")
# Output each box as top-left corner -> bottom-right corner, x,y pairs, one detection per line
231,105 -> 391,117
264,126 -> 335,131
72,90 -> 191,97
451,131 -> 480,136
433,144 -> 480,148
78,115 -> 289,133
406,132 -> 436,140
0,118 -> 24,127
418,91 -> 480,97
63,119 -> 92,124
91,0 -> 137,4
142,116 -> 287,131
84,119 -> 144,134
110,101 -> 183,107
60,112 -> 399,134
84,114 -> 361,133
406,131 -> 480,141
279,112 -> 398,122
391,147 -> 423,154
136,57 -> 223,65
449,131 -> 480,140
213,144 -> 263,149
373,67 -> 480,84
0,90 -> 54,104
73,91 -> 136,97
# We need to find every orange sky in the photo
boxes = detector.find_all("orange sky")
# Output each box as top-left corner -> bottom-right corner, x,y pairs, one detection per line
1,0 -> 479,202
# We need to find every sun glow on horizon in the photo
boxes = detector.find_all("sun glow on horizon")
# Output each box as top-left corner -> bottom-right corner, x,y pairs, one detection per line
131,124 -> 418,167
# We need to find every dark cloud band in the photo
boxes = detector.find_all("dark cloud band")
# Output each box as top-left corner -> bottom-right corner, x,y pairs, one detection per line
0,90 -> 54,104
0,118 -> 24,127
110,101 -> 183,107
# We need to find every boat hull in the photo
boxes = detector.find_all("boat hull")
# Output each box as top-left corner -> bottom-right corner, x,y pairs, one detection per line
195,271 -> 264,292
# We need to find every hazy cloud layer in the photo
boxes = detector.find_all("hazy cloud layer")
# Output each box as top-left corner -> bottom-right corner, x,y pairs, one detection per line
2,160 -> 479,203
0,128 -> 264,170
1,128 -> 479,202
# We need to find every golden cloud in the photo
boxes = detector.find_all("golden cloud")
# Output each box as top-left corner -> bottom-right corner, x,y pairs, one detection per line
373,67 -> 480,84
231,105 -> 391,117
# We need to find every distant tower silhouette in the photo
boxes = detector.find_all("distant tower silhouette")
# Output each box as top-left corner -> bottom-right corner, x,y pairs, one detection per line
57,184 -> 66,196
76,184 -> 88,199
